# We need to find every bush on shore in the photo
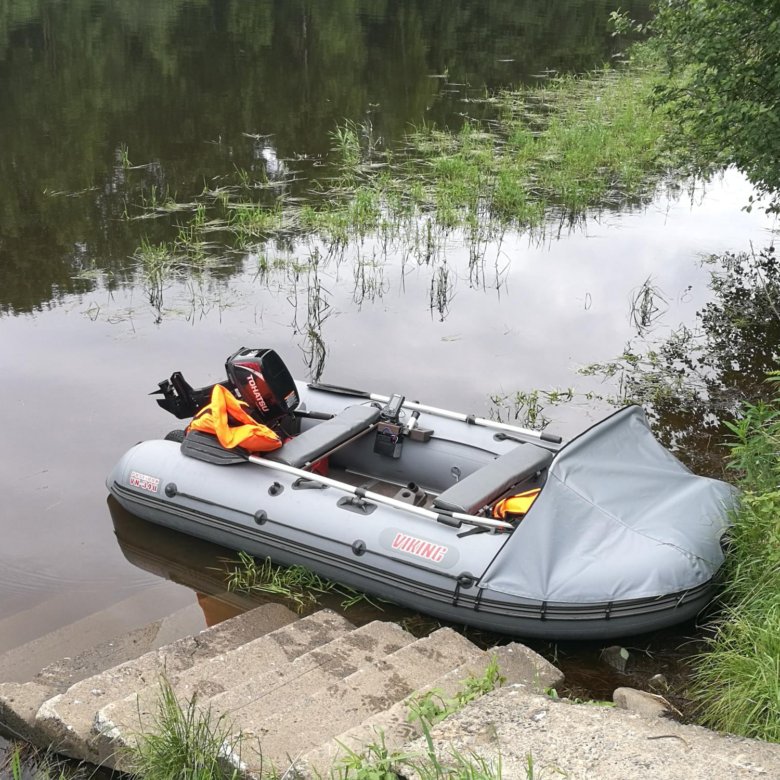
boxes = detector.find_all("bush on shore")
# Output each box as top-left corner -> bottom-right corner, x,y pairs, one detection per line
690,375 -> 780,742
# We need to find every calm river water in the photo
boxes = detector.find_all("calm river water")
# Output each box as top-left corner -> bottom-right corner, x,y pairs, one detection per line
0,0 -> 776,714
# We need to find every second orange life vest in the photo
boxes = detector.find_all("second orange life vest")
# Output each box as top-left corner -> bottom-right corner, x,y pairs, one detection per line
492,488 -> 541,519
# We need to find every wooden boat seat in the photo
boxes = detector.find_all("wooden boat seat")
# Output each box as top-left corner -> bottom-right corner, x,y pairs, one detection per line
433,444 -> 553,515
265,404 -> 381,468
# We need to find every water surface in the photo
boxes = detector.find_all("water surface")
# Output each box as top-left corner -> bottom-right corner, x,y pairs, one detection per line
0,0 -> 774,694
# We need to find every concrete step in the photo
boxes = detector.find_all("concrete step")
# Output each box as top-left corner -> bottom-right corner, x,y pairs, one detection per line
0,599 -> 193,744
402,685 -> 780,780
300,641 -> 565,776
3,597 -> 569,780
238,627 -> 484,775
301,658 -> 490,776
0,583 -> 202,683
0,599 -> 291,745
35,605 -> 344,764
206,620 -> 414,723
33,602 -> 206,691
0,604 -> 296,746
97,620 -> 415,771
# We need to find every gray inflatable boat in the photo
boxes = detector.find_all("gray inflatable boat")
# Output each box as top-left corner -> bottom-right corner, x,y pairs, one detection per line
106,348 -> 736,639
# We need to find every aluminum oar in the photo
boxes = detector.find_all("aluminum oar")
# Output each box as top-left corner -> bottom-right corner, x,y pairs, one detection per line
308,382 -> 563,445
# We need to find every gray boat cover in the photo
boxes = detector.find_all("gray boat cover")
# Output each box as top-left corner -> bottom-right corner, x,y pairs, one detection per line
481,406 -> 737,603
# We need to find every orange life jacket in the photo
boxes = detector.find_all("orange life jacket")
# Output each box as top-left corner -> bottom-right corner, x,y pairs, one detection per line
188,384 -> 282,453
492,488 -> 541,519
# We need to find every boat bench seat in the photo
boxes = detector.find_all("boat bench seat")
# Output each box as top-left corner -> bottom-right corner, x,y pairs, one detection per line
265,404 -> 381,468
433,444 -> 553,515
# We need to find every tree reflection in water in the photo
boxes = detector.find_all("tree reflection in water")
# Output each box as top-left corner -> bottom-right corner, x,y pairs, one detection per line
581,245 -> 780,477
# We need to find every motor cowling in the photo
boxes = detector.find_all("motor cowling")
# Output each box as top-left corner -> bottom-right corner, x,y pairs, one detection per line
225,347 -> 299,423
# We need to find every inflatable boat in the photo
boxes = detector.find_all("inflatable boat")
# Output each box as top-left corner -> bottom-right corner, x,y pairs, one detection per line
106,348 -> 736,639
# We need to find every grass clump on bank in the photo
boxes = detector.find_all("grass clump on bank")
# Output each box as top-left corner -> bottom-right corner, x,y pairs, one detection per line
690,378 -> 780,742
128,679 -> 246,780
407,655 -> 506,729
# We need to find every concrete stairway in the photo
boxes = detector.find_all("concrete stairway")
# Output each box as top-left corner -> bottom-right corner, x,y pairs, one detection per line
0,602 -> 297,750
0,604 -> 563,778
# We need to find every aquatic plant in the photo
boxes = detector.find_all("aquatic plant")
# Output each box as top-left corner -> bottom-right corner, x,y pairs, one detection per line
223,550 -> 383,613
488,388 -> 574,431
118,142 -> 132,170
124,49 -> 682,295
135,238 -> 175,314
227,203 -> 284,244
396,56 -> 676,233
331,121 -> 364,173
628,276 -> 668,336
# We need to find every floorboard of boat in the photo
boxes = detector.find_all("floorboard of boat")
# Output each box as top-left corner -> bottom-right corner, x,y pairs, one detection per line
332,467 -> 434,508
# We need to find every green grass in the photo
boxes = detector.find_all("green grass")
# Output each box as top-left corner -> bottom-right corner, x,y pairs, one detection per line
126,46 -> 681,274
407,655 -> 506,729
119,662 -> 510,779
1,741 -> 88,779
332,733 -> 505,780
692,599 -> 780,741
689,377 -> 780,742
488,388 -> 574,431
331,660 -> 507,779
398,56 -> 674,231
412,729 -> 503,780
223,550 -> 384,613
331,121 -> 364,173
128,678 -> 247,780
227,203 -> 284,243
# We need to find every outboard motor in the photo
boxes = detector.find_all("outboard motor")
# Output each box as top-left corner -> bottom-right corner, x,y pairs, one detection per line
225,347 -> 299,424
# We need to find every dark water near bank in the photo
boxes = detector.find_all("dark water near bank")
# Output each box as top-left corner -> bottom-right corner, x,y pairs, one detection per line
0,2 -> 776,752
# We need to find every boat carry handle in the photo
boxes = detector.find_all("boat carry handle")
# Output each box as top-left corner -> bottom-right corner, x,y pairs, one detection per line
180,431 -> 514,532
308,382 -> 563,446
